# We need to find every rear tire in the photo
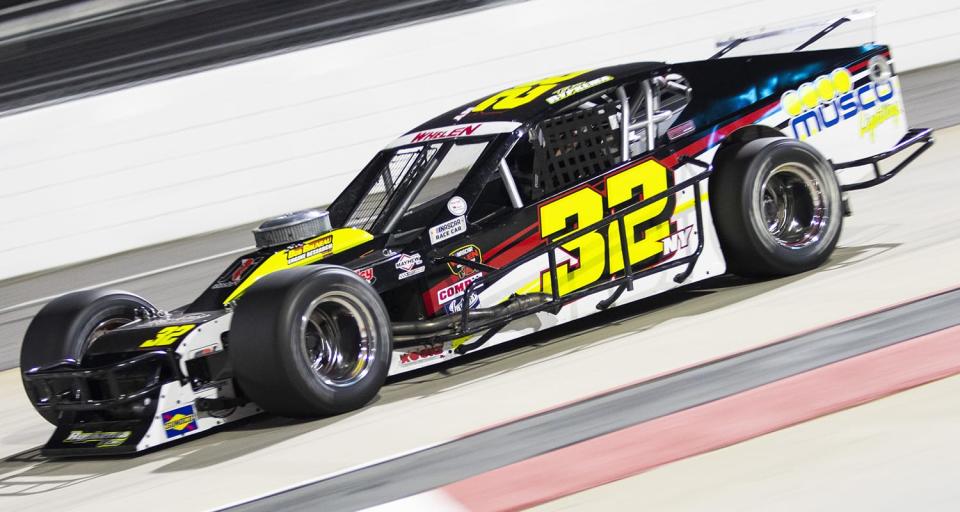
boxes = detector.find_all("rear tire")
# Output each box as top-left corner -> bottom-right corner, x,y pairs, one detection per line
21,290 -> 155,424
230,266 -> 392,417
710,138 -> 843,277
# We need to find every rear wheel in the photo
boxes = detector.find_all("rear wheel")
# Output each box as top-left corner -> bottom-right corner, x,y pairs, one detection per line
711,137 -> 843,276
20,290 -> 155,424
230,266 -> 392,417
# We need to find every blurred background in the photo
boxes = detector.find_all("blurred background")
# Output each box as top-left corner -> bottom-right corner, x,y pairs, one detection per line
0,0 -> 956,281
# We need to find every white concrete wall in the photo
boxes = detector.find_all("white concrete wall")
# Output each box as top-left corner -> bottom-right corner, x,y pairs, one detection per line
1,0 -> 957,280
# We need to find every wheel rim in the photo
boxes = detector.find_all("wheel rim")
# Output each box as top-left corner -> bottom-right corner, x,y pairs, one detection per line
299,291 -> 375,388
757,162 -> 827,249
88,317 -> 133,345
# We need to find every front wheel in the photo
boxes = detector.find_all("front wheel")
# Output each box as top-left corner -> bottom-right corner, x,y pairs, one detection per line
21,290 -> 155,424
711,137 -> 843,277
230,266 -> 392,417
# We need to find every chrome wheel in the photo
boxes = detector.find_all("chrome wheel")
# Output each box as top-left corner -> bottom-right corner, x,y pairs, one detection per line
300,291 -> 375,388
758,162 -> 827,249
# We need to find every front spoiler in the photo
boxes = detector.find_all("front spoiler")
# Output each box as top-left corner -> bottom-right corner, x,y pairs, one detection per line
832,127 -> 934,191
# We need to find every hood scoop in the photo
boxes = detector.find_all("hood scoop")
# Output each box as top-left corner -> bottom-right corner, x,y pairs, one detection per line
253,209 -> 331,248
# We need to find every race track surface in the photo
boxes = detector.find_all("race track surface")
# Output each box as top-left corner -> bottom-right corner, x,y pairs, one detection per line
0,61 -> 958,511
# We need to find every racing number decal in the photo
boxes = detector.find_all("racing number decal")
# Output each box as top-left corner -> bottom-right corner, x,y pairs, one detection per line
140,325 -> 196,348
539,187 -> 606,296
606,161 -> 671,274
473,71 -> 589,112
538,160 -> 674,296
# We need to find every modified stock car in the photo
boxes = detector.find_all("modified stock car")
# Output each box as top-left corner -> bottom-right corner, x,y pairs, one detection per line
21,20 -> 932,455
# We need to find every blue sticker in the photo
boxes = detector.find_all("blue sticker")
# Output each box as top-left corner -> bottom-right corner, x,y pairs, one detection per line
162,404 -> 198,438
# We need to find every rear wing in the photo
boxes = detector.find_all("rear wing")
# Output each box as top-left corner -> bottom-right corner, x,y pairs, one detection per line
711,11 -> 877,59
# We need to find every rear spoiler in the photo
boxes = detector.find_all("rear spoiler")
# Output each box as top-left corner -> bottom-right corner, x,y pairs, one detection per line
710,11 -> 876,59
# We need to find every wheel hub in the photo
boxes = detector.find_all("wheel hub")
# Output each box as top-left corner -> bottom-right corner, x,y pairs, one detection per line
758,163 -> 827,249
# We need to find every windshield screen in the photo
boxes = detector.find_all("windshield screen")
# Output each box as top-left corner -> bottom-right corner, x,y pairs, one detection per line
343,139 -> 490,233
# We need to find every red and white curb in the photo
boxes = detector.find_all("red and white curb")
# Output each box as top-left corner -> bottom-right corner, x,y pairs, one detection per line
369,323 -> 960,511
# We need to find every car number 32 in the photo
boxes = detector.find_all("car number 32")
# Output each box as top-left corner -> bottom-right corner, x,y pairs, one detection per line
538,160 -> 675,296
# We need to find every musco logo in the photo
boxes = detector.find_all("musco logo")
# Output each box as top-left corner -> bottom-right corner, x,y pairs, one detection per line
780,67 -> 897,140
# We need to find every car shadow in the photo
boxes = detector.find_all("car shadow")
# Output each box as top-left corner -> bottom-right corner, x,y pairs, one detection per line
0,243 -> 897,492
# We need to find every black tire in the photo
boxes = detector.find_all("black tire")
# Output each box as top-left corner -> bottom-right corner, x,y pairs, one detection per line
710,137 -> 843,277
21,289 -> 155,424
230,266 -> 392,417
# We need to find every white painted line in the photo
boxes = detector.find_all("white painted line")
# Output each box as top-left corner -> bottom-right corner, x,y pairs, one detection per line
0,246 -> 255,315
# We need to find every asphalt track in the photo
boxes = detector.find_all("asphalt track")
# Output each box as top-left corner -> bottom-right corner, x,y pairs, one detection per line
227,288 -> 960,511
0,62 -> 958,511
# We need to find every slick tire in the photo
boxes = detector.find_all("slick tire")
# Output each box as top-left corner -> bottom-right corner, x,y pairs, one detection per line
20,290 -> 156,424
711,137 -> 843,277
230,266 -> 392,417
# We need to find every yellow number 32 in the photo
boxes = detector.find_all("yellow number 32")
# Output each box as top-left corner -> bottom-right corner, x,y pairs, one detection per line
140,325 -> 196,348
473,71 -> 589,112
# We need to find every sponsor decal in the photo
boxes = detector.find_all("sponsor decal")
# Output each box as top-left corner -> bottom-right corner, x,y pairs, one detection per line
444,291 -> 481,314
192,344 -> 221,358
667,120 -> 696,140
162,404 -> 198,438
399,344 -> 445,365
545,75 -> 614,105
448,244 -> 483,277
412,124 -> 481,143
429,216 -> 467,245
212,257 -> 260,289
437,273 -> 483,304
286,235 -> 334,264
447,195 -> 468,216
473,71 -> 589,111
64,430 -> 131,448
395,253 -> 425,280
780,67 -> 897,140
140,324 -> 196,348
355,267 -> 376,284
860,103 -> 901,142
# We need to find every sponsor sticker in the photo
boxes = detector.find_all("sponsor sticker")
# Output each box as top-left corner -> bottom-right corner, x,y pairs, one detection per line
437,273 -> 483,304
447,196 -> 468,216
444,291 -> 480,314
162,404 -> 198,438
286,235 -> 334,264
448,244 -> 482,277
355,267 -> 376,284
545,75 -> 614,105
429,216 -> 467,245
64,430 -> 131,448
412,124 -> 481,143
667,120 -> 696,140
212,257 -> 260,289
395,253 -> 425,280
399,344 -> 445,366
780,67 -> 897,140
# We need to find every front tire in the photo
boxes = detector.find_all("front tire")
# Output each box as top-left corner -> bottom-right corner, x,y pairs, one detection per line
711,137 -> 843,277
21,290 -> 155,424
230,266 -> 392,417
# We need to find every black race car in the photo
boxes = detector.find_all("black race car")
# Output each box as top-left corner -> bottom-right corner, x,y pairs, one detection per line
21,24 -> 932,455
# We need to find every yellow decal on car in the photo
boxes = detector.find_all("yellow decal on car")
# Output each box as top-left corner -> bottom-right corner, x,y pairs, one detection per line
473,71 -> 590,112
224,228 -> 374,304
519,160 -> 674,296
140,324 -> 196,348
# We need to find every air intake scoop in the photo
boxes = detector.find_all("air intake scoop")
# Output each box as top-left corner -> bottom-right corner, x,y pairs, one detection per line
253,209 -> 331,248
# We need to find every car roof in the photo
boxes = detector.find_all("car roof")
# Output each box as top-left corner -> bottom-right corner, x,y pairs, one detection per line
405,61 -> 666,134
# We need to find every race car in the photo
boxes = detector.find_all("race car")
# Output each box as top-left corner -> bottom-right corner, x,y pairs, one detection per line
21,21 -> 932,456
